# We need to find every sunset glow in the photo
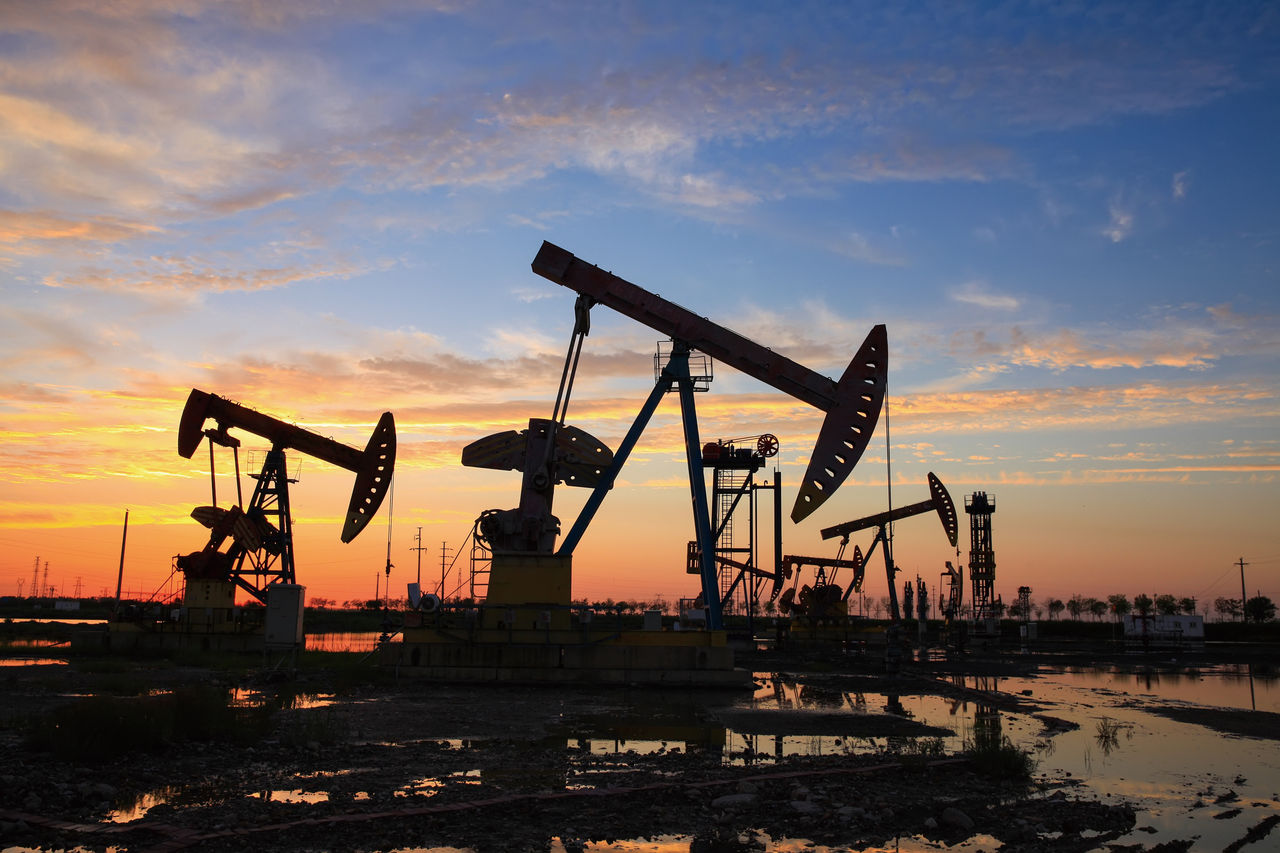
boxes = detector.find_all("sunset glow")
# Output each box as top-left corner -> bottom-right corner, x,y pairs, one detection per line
2,1 -> 1277,610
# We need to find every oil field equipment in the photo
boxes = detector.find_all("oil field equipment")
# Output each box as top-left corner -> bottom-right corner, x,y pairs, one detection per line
106,391 -> 395,652
525,241 -> 889,629
462,242 -> 889,631
695,435 -> 783,624
820,472 -> 959,622
966,491 -> 997,630
175,389 -> 396,602
393,242 -> 889,683
940,559 -> 963,620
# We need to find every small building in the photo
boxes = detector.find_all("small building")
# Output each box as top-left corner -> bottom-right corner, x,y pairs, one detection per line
1123,613 -> 1204,647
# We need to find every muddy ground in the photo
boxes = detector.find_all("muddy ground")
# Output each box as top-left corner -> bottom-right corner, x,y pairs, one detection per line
1,645 -> 1259,853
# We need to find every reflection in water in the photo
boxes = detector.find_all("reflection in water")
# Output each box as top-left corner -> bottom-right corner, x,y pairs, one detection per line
248,789 -> 330,804
306,631 -> 382,652
1095,717 -> 1119,756
106,786 -> 180,823
1003,665 -> 1280,852
1053,663 -> 1279,713
91,663 -> 1280,853
0,657 -> 69,666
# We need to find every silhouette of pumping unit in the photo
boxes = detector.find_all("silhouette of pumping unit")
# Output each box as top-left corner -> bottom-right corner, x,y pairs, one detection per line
531,241 -> 888,524
819,471 -> 958,621
514,242 -> 887,630
176,389 -> 395,601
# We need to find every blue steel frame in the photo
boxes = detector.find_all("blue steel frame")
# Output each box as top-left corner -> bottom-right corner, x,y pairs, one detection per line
556,341 -> 723,629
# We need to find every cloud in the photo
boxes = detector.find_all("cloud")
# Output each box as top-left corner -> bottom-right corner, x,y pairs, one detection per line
940,302 -> 1279,377
0,0 -> 1263,245
950,281 -> 1020,311
830,230 -> 906,267
1103,200 -> 1135,242
1172,170 -> 1190,199
831,135 -> 1018,184
893,380 -> 1277,434
42,253 -> 368,294
0,210 -> 161,247
950,327 -> 1156,374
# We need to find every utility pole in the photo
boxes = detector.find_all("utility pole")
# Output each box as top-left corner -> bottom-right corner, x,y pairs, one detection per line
114,509 -> 129,616
31,557 -> 39,600
1238,556 -> 1249,623
438,541 -> 452,601
409,527 -> 428,586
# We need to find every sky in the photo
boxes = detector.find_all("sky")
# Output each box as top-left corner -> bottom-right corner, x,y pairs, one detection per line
2,1 -> 1278,614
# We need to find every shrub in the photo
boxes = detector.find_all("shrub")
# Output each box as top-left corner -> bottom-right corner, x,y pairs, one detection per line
965,735 -> 1035,780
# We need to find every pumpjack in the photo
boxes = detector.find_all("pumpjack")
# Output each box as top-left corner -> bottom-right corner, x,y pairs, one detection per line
459,243 -> 887,631
175,389 -> 396,603
820,472 -> 958,622
393,242 -> 889,683
109,390 -> 395,652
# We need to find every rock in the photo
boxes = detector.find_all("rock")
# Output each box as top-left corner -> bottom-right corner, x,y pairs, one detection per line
22,793 -> 41,810
735,780 -> 759,794
711,793 -> 758,809
93,782 -> 117,798
790,800 -> 822,815
924,817 -> 938,829
941,806 -> 975,831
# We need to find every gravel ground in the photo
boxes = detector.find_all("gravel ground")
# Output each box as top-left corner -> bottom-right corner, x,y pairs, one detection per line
0,653 -> 1153,852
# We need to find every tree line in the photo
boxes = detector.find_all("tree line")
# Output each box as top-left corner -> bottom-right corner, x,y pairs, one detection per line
305,591 -> 1277,623
1011,592 -> 1276,623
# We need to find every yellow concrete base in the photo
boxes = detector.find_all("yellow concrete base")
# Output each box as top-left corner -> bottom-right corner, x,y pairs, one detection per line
483,553 -> 574,631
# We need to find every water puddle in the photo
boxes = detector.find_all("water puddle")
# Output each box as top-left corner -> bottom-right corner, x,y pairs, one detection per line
247,789 -> 331,804
991,666 -> 1280,851
0,656 -> 69,666
106,786 -> 181,823
227,687 -> 336,709
554,664 -> 1280,848
62,656 -> 1280,852
395,832 -> 1010,852
0,637 -> 71,648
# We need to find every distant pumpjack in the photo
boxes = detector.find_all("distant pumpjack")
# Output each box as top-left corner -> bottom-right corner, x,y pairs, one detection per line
820,472 -> 959,622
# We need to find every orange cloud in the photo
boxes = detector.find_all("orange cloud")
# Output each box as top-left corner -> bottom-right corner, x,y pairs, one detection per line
0,210 -> 161,246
